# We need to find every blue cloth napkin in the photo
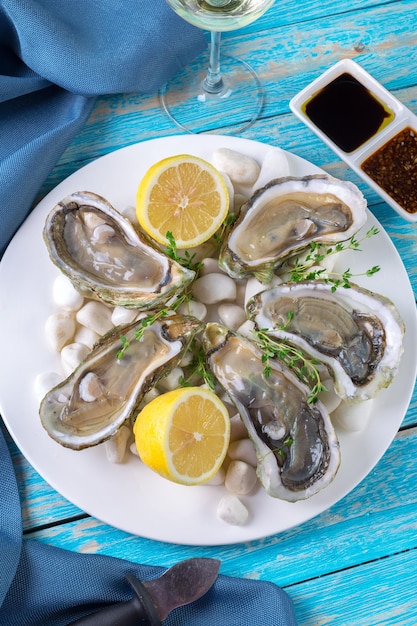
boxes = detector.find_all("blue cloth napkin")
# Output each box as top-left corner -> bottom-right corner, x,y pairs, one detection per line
0,1 -> 297,624
0,0 -> 207,258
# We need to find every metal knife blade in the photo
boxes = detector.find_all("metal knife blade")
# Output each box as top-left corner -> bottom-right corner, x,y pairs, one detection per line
68,557 -> 220,625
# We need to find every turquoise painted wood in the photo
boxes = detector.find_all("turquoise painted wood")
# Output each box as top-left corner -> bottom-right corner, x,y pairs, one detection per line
3,0 -> 417,624
24,428 -> 417,577
291,549 -> 417,625
18,427 -> 417,623
37,2 -> 417,190
6,380 -> 416,534
5,333 -> 416,532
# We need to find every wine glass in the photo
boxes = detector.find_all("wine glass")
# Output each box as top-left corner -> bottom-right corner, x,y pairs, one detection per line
161,0 -> 275,134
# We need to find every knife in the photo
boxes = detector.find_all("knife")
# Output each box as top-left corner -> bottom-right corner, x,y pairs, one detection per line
68,557 -> 220,625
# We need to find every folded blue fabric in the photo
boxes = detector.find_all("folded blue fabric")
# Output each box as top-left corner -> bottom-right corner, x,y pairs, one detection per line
0,0 -> 207,258
0,2 -> 297,624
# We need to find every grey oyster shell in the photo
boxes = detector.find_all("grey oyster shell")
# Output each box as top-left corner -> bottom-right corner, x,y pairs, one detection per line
247,280 -> 405,402
40,314 -> 203,450
219,174 -> 367,283
43,191 -> 194,309
202,323 -> 340,502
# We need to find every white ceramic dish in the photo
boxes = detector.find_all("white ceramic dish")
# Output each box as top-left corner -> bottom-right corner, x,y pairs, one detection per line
290,58 -> 417,222
0,134 -> 416,546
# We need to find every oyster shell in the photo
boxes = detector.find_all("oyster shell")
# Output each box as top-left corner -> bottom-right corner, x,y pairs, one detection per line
219,174 -> 367,283
247,280 -> 405,402
40,314 -> 203,450
202,323 -> 340,502
43,191 -> 194,309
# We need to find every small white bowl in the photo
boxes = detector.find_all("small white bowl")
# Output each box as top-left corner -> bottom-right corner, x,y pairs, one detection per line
290,58 -> 417,222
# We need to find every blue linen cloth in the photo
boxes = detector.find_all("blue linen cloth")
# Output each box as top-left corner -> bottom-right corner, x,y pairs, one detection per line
0,0 -> 207,258
0,1 -> 297,624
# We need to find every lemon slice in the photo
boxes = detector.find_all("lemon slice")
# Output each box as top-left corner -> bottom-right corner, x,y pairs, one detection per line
133,387 -> 230,485
136,154 -> 229,249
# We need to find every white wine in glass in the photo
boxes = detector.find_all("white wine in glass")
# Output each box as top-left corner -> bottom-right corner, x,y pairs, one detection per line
161,0 -> 275,133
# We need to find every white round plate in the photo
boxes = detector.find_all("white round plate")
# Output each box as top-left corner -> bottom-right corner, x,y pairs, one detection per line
0,135 -> 415,545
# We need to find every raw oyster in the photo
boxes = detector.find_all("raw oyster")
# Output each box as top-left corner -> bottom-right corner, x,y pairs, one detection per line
247,280 -> 405,402
40,315 -> 203,450
43,191 -> 194,309
202,323 -> 340,502
219,174 -> 367,283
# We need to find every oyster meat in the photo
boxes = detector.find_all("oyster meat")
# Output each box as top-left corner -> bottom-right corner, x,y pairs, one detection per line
40,315 -> 203,450
247,280 -> 405,402
43,191 -> 194,309
219,174 -> 367,282
202,323 -> 340,502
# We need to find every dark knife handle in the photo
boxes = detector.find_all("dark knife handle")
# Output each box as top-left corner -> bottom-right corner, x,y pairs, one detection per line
68,575 -> 161,626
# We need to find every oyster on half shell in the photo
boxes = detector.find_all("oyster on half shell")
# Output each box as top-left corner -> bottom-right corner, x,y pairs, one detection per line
219,174 -> 367,283
202,323 -> 340,502
247,281 -> 405,402
40,315 -> 203,450
43,191 -> 194,309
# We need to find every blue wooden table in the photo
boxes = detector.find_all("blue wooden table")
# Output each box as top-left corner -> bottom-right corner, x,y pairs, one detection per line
2,0 -> 417,623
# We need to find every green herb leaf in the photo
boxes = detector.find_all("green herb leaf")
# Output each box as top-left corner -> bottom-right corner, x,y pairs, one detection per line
179,341 -> 217,390
165,231 -> 202,274
287,228 -> 381,289
253,328 -> 326,403
117,291 -> 191,359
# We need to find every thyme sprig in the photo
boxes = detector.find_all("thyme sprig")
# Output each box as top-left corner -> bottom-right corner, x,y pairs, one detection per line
179,342 -> 216,391
118,222 -> 379,397
117,229 -> 206,361
165,231 -> 203,274
287,226 -> 380,290
271,435 -> 294,461
132,221 -> 233,386
116,292 -> 190,360
253,328 -> 327,404
210,212 -> 236,250
165,212 -> 236,275
116,308 -> 169,360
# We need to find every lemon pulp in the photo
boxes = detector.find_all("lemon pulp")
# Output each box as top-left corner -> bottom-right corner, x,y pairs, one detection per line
133,386 -> 230,485
136,154 -> 229,249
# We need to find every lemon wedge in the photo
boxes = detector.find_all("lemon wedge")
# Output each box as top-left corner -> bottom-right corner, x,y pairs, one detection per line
133,387 -> 230,485
136,154 -> 229,249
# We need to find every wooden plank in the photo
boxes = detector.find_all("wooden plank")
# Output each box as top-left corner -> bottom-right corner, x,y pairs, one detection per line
17,427 -> 417,623
35,81 -> 417,207
24,427 -> 417,582
290,548 -> 417,625
35,1 -> 417,191
369,201 -> 417,295
2,3 -> 417,625
226,0 -> 404,34
402,384 -> 417,429
5,371 -> 417,533
1,422 -> 84,529
32,96 -> 417,296
4,3 -> 417,528
18,427 -> 417,623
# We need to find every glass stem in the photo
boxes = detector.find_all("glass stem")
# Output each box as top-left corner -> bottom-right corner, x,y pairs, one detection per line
203,31 -> 225,94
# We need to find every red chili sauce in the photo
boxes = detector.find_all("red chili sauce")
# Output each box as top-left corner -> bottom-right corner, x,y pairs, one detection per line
361,127 -> 417,214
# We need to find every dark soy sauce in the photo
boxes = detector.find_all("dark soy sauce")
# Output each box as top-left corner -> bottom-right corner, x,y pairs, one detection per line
302,73 -> 395,153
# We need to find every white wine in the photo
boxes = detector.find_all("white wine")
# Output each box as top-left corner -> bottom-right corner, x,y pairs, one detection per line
161,0 -> 273,133
166,0 -> 275,32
